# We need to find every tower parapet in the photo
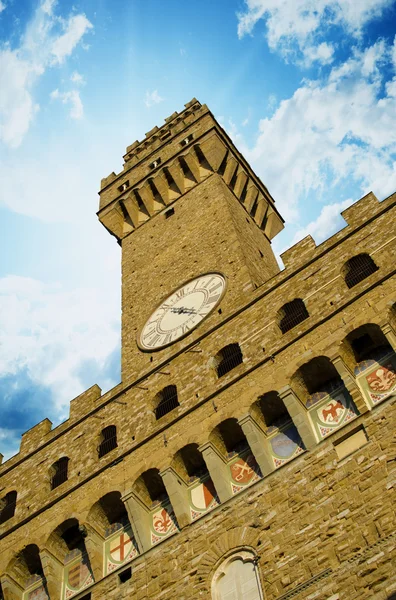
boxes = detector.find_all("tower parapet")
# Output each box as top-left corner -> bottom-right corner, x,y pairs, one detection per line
98,99 -> 284,242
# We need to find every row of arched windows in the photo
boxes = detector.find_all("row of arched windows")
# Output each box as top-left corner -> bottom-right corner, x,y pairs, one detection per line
1,314 -> 393,533
0,317 -> 394,599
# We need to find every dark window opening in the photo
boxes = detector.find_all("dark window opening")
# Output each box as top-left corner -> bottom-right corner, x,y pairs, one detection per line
51,457 -> 69,490
279,299 -> 309,334
119,567 -> 132,583
258,392 -> 290,431
344,254 -> 378,289
216,419 -> 248,455
149,157 -> 161,170
155,385 -> 179,419
98,425 -> 118,458
165,207 -> 175,219
118,181 -> 129,193
0,490 -> 17,524
180,134 -> 193,147
216,343 -> 243,377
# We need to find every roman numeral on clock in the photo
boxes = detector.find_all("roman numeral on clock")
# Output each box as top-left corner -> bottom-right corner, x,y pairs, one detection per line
207,293 -> 221,305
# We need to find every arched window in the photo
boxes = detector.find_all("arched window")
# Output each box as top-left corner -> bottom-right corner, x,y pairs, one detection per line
50,457 -> 69,490
278,298 -> 309,334
212,550 -> 264,600
0,490 -> 17,524
98,425 -> 118,458
215,343 -> 243,377
155,385 -> 179,419
344,253 -> 378,289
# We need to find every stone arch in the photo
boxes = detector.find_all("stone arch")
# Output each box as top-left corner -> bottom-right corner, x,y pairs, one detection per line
171,443 -> 208,482
133,468 -> 168,507
341,322 -> 396,408
194,526 -> 261,595
44,517 -> 95,600
4,544 -> 48,599
252,391 -> 290,431
209,418 -> 248,457
86,491 -> 129,536
291,355 -> 358,441
340,323 -> 393,371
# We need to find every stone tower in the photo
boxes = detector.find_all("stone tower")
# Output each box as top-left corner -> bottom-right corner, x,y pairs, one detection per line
98,99 -> 283,380
0,100 -> 395,600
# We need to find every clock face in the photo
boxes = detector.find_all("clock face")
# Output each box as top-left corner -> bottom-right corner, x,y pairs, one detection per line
139,273 -> 226,351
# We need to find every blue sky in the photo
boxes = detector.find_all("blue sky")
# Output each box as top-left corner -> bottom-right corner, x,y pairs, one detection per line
0,0 -> 396,460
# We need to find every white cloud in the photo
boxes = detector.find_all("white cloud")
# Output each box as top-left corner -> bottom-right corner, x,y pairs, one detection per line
0,0 -> 92,147
51,14 -> 93,64
51,88 -> 84,119
243,40 -> 396,223
144,89 -> 164,108
71,71 -> 85,85
288,198 -> 353,247
0,1 -> 6,13
237,0 -> 393,65
0,275 -> 120,413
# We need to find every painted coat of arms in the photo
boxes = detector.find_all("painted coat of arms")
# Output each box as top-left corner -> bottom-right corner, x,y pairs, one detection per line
150,504 -> 178,546
365,364 -> 396,403
355,350 -> 396,406
313,393 -> 357,439
63,551 -> 94,600
269,424 -> 305,468
229,452 -> 262,495
189,477 -> 219,520
104,523 -> 139,575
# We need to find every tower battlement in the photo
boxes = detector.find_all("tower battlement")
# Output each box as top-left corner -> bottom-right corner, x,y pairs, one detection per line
97,99 -> 283,243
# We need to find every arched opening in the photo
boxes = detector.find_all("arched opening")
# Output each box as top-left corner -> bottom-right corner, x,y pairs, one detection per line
48,518 -> 94,597
88,492 -> 138,576
6,544 -> 48,598
0,490 -> 17,524
278,298 -> 309,334
215,344 -> 243,378
210,419 -> 262,494
342,323 -> 396,407
343,253 -> 378,288
257,391 -> 290,431
155,385 -> 179,419
172,443 -> 208,481
211,419 -> 248,456
255,392 -> 304,468
292,356 -> 358,440
172,444 -> 219,519
98,425 -> 118,458
212,550 -> 264,600
133,468 -> 178,545
50,457 -> 69,490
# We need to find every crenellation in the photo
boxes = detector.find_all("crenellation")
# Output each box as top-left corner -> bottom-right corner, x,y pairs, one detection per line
19,418 -> 52,456
281,235 -> 317,270
69,384 -> 102,422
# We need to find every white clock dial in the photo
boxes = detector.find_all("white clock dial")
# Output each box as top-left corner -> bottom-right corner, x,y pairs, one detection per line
139,273 -> 226,351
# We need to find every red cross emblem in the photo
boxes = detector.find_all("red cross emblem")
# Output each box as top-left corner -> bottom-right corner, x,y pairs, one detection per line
110,532 -> 132,562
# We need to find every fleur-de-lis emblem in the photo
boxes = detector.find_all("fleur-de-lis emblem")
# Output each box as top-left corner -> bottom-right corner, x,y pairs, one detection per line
153,508 -> 172,533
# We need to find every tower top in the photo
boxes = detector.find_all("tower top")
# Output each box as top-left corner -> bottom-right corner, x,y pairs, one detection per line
97,99 -> 284,242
